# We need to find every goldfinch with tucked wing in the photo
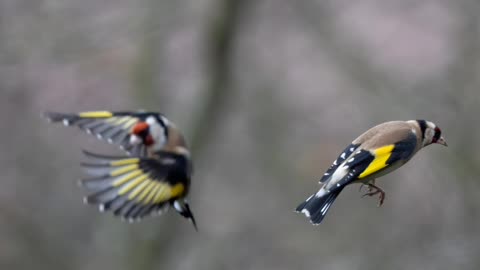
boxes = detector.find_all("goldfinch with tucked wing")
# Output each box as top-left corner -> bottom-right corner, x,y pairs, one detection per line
45,111 -> 197,229
296,120 -> 447,225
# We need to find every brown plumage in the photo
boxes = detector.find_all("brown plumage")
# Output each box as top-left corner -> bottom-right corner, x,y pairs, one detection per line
296,120 -> 447,225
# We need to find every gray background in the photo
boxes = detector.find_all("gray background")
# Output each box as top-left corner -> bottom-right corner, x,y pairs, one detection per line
0,0 -> 479,269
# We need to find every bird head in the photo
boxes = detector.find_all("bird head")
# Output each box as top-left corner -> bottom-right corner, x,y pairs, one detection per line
417,120 -> 447,147
130,115 -> 168,151
130,121 -> 154,146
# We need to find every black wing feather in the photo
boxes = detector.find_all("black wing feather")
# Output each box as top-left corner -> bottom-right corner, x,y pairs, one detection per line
320,143 -> 360,183
79,150 -> 190,222
330,150 -> 375,191
44,111 -> 165,156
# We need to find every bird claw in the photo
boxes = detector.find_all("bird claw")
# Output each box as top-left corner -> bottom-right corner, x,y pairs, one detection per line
358,183 -> 374,193
361,183 -> 385,207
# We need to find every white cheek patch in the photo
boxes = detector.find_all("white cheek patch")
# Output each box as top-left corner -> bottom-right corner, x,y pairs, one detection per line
424,128 -> 435,145
146,116 -> 157,126
146,116 -> 167,149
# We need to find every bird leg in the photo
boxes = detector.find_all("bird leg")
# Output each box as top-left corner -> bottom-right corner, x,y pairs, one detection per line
361,181 -> 385,207
358,179 -> 376,192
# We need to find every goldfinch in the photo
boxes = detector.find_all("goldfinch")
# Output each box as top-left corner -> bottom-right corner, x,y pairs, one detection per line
296,120 -> 447,225
45,111 -> 197,229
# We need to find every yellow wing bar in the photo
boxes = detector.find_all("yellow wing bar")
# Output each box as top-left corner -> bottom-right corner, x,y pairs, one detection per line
358,145 -> 394,179
78,111 -> 114,118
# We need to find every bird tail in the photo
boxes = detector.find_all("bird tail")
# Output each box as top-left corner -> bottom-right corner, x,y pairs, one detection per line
295,187 -> 344,225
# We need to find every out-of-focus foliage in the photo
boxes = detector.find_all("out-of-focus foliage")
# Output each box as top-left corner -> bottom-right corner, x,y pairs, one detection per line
1,0 -> 479,269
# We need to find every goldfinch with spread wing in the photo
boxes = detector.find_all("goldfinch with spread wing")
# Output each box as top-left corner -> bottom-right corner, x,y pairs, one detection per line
296,120 -> 447,225
45,111 -> 197,229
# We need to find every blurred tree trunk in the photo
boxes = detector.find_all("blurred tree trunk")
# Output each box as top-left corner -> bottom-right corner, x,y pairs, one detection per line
126,1 -> 251,269
130,0 -> 168,109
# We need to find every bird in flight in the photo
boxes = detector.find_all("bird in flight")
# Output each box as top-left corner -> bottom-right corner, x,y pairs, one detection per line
45,110 -> 197,230
296,120 -> 447,225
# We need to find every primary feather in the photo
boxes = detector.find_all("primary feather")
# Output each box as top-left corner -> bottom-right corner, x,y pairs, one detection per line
80,150 -> 189,222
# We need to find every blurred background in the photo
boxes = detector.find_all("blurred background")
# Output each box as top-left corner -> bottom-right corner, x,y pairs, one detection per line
1,0 -> 479,269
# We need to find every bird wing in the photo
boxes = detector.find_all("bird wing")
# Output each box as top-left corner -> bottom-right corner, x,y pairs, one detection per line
319,143 -> 360,183
79,150 -> 190,222
44,111 -> 166,156
324,131 -> 417,191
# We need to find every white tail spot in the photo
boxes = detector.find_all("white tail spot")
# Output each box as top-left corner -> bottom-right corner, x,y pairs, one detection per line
301,209 -> 311,217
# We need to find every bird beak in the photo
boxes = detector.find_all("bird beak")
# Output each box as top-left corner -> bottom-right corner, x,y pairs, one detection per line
436,136 -> 447,146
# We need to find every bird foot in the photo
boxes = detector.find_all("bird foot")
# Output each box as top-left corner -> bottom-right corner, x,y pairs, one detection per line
358,184 -> 374,192
361,183 -> 385,207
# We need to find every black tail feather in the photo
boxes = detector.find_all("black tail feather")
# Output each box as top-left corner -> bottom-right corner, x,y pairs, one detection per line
295,187 -> 343,225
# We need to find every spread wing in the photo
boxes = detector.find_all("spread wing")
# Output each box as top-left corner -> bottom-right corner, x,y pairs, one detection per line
45,111 -> 163,156
79,150 -> 190,222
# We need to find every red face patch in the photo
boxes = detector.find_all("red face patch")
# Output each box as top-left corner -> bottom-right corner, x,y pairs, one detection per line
145,135 -> 155,146
132,122 -> 149,135
131,121 -> 155,146
432,127 -> 441,143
